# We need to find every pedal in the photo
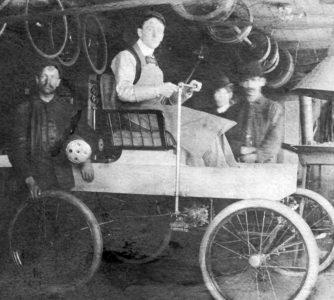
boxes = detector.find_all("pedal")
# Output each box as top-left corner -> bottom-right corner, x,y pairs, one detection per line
170,217 -> 189,232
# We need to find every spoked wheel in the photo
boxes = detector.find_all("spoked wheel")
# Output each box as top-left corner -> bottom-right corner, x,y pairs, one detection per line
282,188 -> 334,272
82,14 -> 108,75
56,15 -> 81,67
25,0 -> 68,59
95,194 -> 173,264
9,190 -> 103,294
200,199 -> 318,300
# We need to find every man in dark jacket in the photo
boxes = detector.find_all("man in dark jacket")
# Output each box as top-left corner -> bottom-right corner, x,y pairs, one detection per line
224,62 -> 284,163
9,60 -> 94,199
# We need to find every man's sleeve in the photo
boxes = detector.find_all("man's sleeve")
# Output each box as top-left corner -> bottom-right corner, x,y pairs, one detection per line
257,103 -> 284,163
8,103 -> 33,180
111,51 -> 137,102
111,50 -> 160,102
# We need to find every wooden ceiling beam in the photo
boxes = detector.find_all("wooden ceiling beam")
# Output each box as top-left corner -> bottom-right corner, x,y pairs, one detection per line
0,0 -> 181,24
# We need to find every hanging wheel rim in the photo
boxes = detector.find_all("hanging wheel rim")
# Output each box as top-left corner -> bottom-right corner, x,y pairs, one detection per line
25,0 -> 68,59
82,14 -> 108,75
172,0 -> 237,23
57,14 -> 81,67
206,0 -> 253,44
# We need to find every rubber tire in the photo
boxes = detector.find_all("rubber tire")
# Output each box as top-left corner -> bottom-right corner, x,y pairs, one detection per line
25,0 -> 68,59
82,14 -> 108,75
206,0 -> 253,44
199,199 -> 319,300
172,0 -> 236,23
293,188 -> 334,272
266,48 -> 294,89
9,190 -> 103,294
238,30 -> 271,63
263,37 -> 279,74
57,15 -> 81,67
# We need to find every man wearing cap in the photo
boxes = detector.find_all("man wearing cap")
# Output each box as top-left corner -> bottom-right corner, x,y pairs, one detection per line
224,61 -> 283,163
111,10 -> 236,167
9,60 -> 95,200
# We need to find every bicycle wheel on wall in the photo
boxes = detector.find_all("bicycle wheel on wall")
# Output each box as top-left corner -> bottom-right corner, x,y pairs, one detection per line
200,199 -> 318,300
82,14 -> 108,75
9,190 -> 103,294
282,188 -> 334,272
25,0 -> 68,59
56,15 -> 81,67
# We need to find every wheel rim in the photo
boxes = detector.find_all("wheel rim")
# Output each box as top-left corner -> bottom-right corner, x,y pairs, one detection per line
207,0 -> 253,44
57,15 -> 81,67
283,189 -> 334,272
200,200 -> 318,300
82,14 -> 108,75
238,29 -> 271,63
9,190 -> 102,294
95,194 -> 173,264
266,48 -> 294,89
172,0 -> 236,23
263,37 -> 279,74
25,0 -> 68,59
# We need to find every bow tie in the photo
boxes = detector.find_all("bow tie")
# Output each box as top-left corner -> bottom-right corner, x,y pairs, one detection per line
145,56 -> 158,65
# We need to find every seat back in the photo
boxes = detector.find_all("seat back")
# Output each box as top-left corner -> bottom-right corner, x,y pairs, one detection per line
96,109 -> 173,151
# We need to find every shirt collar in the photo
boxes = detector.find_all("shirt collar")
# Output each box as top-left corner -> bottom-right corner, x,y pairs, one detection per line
137,39 -> 155,56
216,107 -> 228,114
35,93 -> 58,104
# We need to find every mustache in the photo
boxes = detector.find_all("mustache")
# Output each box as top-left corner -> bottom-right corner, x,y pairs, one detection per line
42,83 -> 56,89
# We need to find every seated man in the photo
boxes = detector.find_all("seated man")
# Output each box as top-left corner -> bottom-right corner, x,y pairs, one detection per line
223,61 -> 284,163
212,74 -> 235,115
9,60 -> 95,199
111,10 -> 236,167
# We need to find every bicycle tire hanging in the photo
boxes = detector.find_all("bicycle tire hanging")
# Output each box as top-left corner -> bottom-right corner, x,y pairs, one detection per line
237,28 -> 271,63
25,0 -> 68,59
172,0 -> 237,23
206,0 -> 253,44
262,37 -> 279,74
82,14 -> 108,75
56,14 -> 81,67
266,47 -> 295,88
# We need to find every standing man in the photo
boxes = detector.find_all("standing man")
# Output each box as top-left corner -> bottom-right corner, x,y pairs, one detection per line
111,10 -> 236,167
9,60 -> 94,199
224,61 -> 284,163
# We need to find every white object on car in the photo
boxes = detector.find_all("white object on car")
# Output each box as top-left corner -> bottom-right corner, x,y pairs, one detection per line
65,139 -> 92,164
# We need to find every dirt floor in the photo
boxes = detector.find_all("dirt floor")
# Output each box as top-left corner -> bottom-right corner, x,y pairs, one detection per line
1,166 -> 334,300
